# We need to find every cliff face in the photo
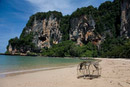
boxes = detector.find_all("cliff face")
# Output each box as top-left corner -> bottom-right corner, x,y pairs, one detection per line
6,0 -> 130,57
7,14 -> 102,54
7,0 -> 123,54
7,13 -> 62,54
31,15 -> 62,49
121,0 -> 130,38
70,15 -> 102,47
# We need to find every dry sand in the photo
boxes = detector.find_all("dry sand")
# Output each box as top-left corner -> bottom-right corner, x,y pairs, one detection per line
0,58 -> 130,87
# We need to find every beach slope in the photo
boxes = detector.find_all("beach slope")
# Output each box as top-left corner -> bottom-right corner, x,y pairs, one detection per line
0,58 -> 130,87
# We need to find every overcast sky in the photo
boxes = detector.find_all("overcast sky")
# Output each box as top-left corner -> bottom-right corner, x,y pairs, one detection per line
0,0 -> 113,53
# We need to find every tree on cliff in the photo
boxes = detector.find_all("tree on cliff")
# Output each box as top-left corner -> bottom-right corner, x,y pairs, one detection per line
6,0 -> 130,58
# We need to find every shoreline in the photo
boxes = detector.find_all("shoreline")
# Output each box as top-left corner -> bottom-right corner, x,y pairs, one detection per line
0,64 -> 76,78
0,53 -> 37,56
1,57 -> 129,78
0,54 -> 94,59
1,54 -> 130,59
0,58 -> 130,87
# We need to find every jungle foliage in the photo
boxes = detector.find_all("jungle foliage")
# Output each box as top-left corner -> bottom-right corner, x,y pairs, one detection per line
6,0 -> 130,58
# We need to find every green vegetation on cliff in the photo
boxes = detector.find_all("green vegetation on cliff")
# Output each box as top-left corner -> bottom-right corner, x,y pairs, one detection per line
60,15 -> 70,41
100,38 -> 130,58
7,32 -> 35,53
26,11 -> 62,27
71,5 -> 98,19
40,38 -> 130,58
96,0 -> 121,37
71,0 -> 121,37
41,41 -> 98,57
7,11 -> 63,53
6,0 -> 130,58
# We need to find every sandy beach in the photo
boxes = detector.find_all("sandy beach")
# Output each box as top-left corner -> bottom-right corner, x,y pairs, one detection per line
0,58 -> 130,87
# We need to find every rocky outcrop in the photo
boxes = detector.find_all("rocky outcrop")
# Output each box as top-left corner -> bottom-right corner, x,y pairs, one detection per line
121,0 -> 130,38
6,0 -> 129,56
24,14 -> 62,49
7,13 -> 62,54
70,15 -> 102,47
8,44 -> 17,54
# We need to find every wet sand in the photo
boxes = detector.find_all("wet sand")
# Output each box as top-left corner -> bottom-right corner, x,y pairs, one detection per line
0,58 -> 130,87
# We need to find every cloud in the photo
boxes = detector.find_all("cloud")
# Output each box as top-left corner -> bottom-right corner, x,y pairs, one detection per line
25,0 -> 113,15
25,0 -> 73,15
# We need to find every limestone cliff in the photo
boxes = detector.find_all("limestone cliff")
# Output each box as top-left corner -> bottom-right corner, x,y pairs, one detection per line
7,13 -> 102,54
69,15 -> 102,47
7,12 -> 62,54
121,0 -> 130,38
31,14 -> 62,49
6,0 -> 129,57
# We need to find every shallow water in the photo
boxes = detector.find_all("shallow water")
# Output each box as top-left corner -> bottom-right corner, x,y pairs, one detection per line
0,55 -> 81,73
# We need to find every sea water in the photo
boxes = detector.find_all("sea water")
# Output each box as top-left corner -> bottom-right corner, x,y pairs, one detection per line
0,55 -> 81,74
